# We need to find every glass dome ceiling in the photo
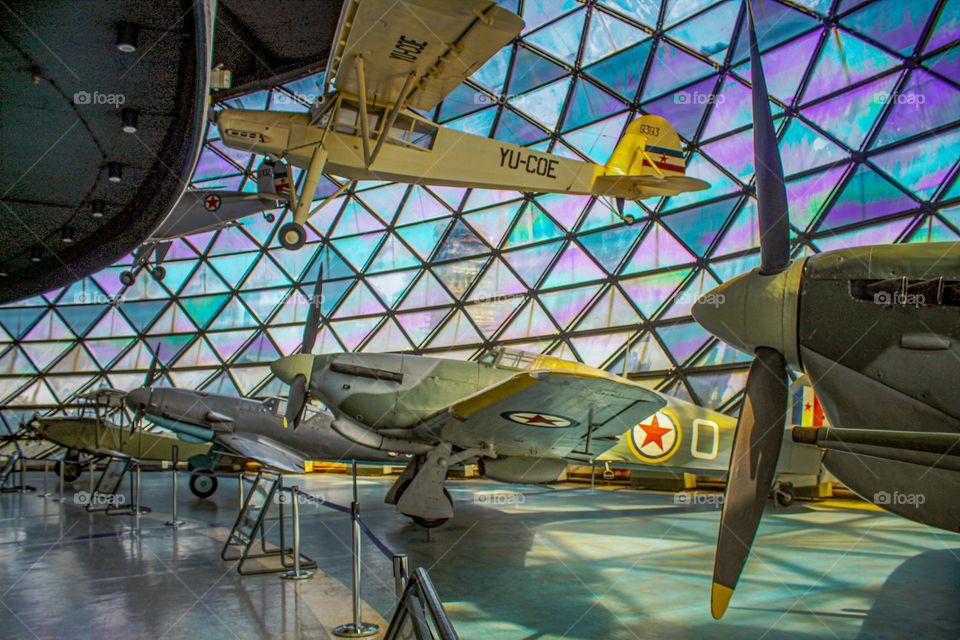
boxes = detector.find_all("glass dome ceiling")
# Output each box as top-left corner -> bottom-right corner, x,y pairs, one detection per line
2,0 -> 959,427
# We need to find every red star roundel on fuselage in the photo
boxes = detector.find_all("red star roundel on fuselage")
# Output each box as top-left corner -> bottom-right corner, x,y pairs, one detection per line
627,410 -> 681,462
204,194 -> 222,211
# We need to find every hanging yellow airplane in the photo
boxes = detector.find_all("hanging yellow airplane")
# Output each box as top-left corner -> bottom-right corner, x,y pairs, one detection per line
212,0 -> 710,250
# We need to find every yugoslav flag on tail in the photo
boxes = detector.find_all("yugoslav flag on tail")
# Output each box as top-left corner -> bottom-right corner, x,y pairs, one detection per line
593,115 -> 710,199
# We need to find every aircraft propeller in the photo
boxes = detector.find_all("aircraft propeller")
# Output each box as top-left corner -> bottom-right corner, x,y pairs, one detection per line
708,0 -> 792,619
283,264 -> 324,430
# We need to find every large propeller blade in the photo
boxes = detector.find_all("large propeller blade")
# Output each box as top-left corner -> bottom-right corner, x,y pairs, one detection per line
285,262 -> 325,429
747,0 -> 790,276
144,349 -> 160,388
711,347 -> 787,618
709,1 -> 793,618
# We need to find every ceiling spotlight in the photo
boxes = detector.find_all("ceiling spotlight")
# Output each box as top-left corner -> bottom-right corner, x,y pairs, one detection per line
91,199 -> 105,218
108,162 -> 123,183
0,270 -> 7,278
30,66 -> 43,85
116,22 -> 139,53
120,108 -> 138,133
30,248 -> 42,263
62,227 -> 74,244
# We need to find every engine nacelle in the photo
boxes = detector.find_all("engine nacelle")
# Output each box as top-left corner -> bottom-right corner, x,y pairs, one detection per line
478,456 -> 567,485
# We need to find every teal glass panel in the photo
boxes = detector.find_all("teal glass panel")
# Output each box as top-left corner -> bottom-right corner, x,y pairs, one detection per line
468,259 -> 526,301
584,40 -> 652,101
434,221 -> 489,261
499,300 -> 557,339
367,236 -> 420,273
804,30 -> 900,102
655,321 -> 711,363
562,112 -> 630,164
874,69 -> 960,146
622,223 -> 695,274
525,9 -> 586,65
779,118 -> 849,176
562,78 -> 627,131
843,0 -> 937,55
509,46 -> 569,95
871,126 -> 960,199
539,285 -> 601,327
583,10 -> 650,65
513,78 -> 571,131
667,0 -> 739,60
542,242 -> 606,288
396,219 -> 450,259
818,165 -> 915,230
579,225 -> 643,273
496,108 -> 551,146
600,0 -> 662,27
642,40 -> 716,100
505,203 -> 564,248
802,74 -> 900,149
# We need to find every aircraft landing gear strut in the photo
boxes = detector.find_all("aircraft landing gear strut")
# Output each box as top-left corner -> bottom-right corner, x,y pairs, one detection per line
279,145 -> 328,251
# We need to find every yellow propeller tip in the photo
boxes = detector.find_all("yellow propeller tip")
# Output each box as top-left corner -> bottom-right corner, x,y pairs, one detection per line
711,582 -> 734,620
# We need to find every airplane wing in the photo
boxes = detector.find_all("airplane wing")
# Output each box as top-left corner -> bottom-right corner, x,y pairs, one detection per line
427,371 -> 666,459
215,433 -> 307,474
327,0 -> 524,111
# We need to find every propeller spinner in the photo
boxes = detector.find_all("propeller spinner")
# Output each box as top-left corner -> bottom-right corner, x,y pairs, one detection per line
691,0 -> 797,619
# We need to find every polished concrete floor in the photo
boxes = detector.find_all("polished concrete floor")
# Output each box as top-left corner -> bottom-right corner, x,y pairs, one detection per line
0,470 -> 958,639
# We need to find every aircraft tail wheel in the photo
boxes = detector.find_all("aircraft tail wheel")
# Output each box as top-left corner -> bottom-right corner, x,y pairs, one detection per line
775,483 -> 795,507
57,460 -> 81,483
189,471 -> 218,499
279,222 -> 307,250
151,265 -> 166,281
265,213 -> 276,223
120,270 -> 136,286
623,214 -> 636,225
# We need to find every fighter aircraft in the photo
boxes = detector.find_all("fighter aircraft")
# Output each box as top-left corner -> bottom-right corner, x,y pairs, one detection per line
212,0 -> 710,251
690,0 -> 960,619
123,385 -> 402,498
118,159 -> 290,286
263,273 -> 815,528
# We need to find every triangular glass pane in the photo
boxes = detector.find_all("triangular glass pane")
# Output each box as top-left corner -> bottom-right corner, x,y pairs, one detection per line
398,272 -> 454,310
667,0 -> 738,60
656,321 -> 711,364
660,197 -> 739,257
465,297 -> 524,338
577,285 -> 640,330
563,78 -> 627,131
495,108 -> 551,146
600,0 -> 661,27
427,310 -> 483,348
463,200 -> 524,247
584,10 -> 650,66
873,69 -> 960,146
471,45 -> 513,94
434,221 -> 490,261
367,235 -> 420,273
818,165 -> 916,230
505,203 -> 564,248
642,40 -> 716,100
584,40 -> 652,101
779,118 -> 849,176
335,281 -> 385,317
396,219 -> 451,260
533,193 -> 591,231
180,293 -> 230,329
843,0 -> 937,56
621,223 -> 694,274
871,127 -> 960,199
208,296 -> 258,331
396,309 -> 451,347
542,242 -> 606,288
641,76 -> 715,140
332,232 -> 384,271
569,330 -> 634,368
663,153 -> 740,209
539,284 -> 601,328
621,331 -> 673,373
802,74 -> 900,149
181,262 -> 232,296
619,268 -> 691,317
925,0 -> 960,52
499,300 -> 558,340
579,225 -> 643,273
525,8 -> 586,65
362,318 -> 412,353
332,199 -> 385,237
366,270 -> 418,308
468,258 -> 526,301
804,30 -> 901,102
701,127 -> 755,185
514,77 -> 571,131
432,257 -> 487,299
118,300 -> 167,334
0,307 -> 45,340
813,217 -> 914,251
786,163 -> 851,231
562,112 -> 630,165
234,333 -> 281,364
509,46 -> 569,95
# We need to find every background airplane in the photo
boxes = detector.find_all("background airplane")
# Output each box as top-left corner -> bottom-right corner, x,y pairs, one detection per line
118,159 -> 290,285
212,0 -> 710,250
691,0 -> 960,619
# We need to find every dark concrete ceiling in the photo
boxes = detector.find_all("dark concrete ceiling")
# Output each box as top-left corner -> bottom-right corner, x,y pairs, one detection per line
0,0 -> 342,305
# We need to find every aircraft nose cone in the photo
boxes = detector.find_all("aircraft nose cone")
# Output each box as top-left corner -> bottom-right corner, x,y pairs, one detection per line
691,261 -> 803,367
125,387 -> 150,412
270,354 -> 316,384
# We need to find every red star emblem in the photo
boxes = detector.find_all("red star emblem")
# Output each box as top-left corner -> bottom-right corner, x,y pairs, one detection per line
204,194 -> 221,210
639,415 -> 671,450
523,414 -> 558,426
804,403 -> 812,411
659,154 -> 668,163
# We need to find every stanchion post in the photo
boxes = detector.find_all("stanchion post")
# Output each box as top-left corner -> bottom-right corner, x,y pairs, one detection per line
39,460 -> 50,498
135,463 -> 142,532
392,554 -> 409,599
54,459 -> 65,502
89,459 -> 95,496
334,461 -> 378,638
20,455 -> 26,492
281,486 -> 314,581
165,445 -> 184,527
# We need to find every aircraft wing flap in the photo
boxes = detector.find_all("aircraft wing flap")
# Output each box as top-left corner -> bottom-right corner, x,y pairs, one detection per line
329,0 -> 523,111
216,434 -> 307,474
434,371 -> 666,459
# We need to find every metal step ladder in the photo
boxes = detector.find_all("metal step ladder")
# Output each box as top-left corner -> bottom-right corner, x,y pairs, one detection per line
384,566 -> 459,640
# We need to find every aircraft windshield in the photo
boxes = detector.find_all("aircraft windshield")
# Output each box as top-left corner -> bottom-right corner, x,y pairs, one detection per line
478,347 -> 539,371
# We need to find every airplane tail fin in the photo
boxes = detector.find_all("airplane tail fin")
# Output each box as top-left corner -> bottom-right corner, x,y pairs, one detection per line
603,115 -> 687,178
256,159 -> 291,201
594,115 -> 709,199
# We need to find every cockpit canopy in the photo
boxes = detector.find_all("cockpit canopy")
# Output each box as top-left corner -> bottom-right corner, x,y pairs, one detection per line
477,347 -> 540,371
311,92 -> 437,151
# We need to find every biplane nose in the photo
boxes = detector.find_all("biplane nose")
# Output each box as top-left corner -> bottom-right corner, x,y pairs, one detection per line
125,387 -> 151,413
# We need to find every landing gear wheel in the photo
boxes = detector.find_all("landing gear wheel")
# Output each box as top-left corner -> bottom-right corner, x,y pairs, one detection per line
58,459 -> 81,482
278,222 -> 306,250
775,483 -> 795,507
189,472 -> 218,499
120,270 -> 136,287
395,479 -> 453,529
151,265 -> 166,281
623,214 -> 636,225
